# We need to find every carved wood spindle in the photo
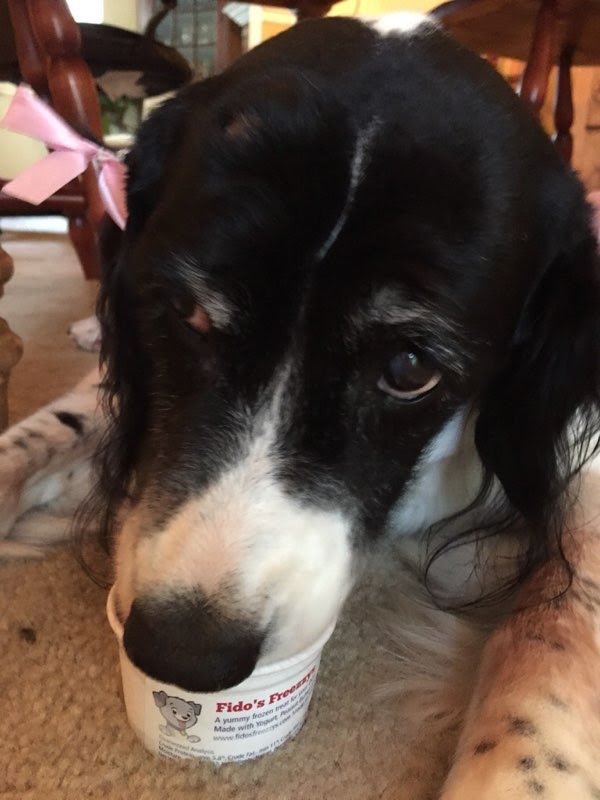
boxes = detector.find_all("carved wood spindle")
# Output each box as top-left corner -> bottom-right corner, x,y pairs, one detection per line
31,0 -> 105,279
554,44 -> 575,164
0,245 -> 23,431
5,0 -> 48,97
519,0 -> 558,115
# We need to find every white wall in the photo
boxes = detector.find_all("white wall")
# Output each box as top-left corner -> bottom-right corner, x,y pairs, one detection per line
103,0 -> 139,31
66,0 -> 103,23
0,84 -> 47,180
67,0 -> 139,31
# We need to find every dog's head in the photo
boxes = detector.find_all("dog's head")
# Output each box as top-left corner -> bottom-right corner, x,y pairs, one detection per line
96,16 -> 600,691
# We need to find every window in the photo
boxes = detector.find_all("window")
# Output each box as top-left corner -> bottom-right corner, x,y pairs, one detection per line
152,0 -> 218,79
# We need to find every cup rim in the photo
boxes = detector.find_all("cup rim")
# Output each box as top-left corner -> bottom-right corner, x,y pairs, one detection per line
106,585 -> 336,684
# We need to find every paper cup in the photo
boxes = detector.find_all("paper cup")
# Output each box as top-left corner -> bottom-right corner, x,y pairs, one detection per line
106,587 -> 335,762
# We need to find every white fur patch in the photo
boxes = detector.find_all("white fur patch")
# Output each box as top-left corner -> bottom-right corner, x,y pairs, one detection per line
69,315 -> 101,352
172,256 -> 235,329
317,119 -> 380,261
390,409 -> 483,535
373,12 -> 431,37
377,569 -> 485,735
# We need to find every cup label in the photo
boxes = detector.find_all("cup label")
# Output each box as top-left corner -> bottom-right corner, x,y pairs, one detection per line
132,661 -> 321,762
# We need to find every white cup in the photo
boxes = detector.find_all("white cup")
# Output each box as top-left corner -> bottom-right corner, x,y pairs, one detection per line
106,586 -> 335,762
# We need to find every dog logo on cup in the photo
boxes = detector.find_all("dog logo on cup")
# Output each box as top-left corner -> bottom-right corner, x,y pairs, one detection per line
153,690 -> 201,743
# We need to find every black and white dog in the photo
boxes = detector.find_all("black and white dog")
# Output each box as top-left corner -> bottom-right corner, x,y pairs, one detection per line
1,15 -> 599,697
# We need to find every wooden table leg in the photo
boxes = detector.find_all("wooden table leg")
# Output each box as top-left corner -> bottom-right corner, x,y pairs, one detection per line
0,244 -> 23,431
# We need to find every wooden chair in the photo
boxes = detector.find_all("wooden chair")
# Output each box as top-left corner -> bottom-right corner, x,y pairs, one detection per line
0,0 -> 107,279
0,0 -> 192,280
432,0 -> 600,164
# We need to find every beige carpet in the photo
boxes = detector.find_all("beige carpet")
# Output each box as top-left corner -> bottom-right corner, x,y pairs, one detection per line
0,233 -> 456,800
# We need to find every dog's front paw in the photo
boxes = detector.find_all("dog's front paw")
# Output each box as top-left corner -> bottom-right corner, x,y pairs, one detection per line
68,315 -> 101,352
441,757 -> 538,800
0,453 -> 25,539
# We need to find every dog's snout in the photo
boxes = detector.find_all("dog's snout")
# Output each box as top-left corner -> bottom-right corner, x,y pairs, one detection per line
122,593 -> 264,692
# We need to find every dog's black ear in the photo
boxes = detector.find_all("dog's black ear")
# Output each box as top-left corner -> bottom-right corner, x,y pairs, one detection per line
123,76 -> 230,235
153,691 -> 167,708
123,93 -> 187,235
91,90 -> 202,548
475,177 -> 600,552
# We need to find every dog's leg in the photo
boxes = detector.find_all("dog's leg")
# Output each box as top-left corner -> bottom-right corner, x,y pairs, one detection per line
0,367 -> 104,556
440,485 -> 600,799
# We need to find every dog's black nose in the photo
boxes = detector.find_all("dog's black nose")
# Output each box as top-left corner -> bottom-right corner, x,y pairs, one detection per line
123,593 -> 264,692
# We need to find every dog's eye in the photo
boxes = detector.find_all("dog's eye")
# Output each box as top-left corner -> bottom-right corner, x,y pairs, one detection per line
185,304 -> 211,334
378,351 -> 441,401
171,295 -> 211,334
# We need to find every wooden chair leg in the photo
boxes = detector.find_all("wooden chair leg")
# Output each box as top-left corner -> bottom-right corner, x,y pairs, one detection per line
0,244 -> 23,431
68,217 -> 101,280
296,0 -> 333,20
519,0 -> 558,115
553,45 -> 575,164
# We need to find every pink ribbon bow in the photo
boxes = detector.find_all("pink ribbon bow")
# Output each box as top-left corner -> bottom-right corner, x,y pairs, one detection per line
0,84 -> 127,229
